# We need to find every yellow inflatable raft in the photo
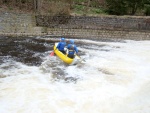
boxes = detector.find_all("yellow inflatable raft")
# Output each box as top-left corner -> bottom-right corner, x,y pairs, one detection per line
54,43 -> 80,65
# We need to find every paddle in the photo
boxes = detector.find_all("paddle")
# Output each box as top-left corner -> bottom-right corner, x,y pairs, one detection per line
50,47 -> 58,56
76,55 -> 86,62
50,51 -> 55,56
50,45 -> 57,56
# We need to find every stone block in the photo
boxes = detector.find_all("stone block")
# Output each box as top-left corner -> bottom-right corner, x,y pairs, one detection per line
33,27 -> 47,34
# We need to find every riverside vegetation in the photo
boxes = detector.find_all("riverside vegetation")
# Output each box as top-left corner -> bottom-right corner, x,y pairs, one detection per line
0,0 -> 150,16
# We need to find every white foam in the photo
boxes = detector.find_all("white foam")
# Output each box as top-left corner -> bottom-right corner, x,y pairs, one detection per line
0,40 -> 150,113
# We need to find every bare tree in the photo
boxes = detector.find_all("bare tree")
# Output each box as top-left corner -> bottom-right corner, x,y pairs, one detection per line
84,0 -> 91,15
33,0 -> 42,13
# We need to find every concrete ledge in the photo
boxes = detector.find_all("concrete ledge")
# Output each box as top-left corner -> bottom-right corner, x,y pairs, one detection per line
0,28 -> 150,40
0,33 -> 47,36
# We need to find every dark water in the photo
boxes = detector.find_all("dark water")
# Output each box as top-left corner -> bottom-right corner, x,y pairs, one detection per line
0,36 -> 115,81
0,36 -> 54,66
0,36 -> 123,66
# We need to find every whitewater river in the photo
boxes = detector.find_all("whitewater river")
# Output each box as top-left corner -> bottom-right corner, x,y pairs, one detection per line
0,36 -> 150,113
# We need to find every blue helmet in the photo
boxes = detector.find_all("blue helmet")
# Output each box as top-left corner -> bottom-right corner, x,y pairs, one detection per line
61,38 -> 65,41
70,39 -> 74,44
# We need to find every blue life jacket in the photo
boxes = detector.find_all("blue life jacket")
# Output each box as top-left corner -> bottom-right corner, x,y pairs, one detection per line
67,44 -> 78,55
57,42 -> 66,51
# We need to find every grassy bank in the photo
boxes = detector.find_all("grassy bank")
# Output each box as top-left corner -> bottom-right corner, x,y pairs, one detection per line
71,4 -> 107,15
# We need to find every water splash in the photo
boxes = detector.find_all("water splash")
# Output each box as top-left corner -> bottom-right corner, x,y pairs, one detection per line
0,37 -> 150,113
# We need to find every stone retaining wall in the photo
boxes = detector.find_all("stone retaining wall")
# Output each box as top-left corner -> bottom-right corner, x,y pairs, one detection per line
0,12 -> 34,33
36,15 -> 150,31
0,12 -> 46,35
47,28 -> 150,40
0,12 -> 150,40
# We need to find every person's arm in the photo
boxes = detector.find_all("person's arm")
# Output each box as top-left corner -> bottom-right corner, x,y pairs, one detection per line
67,44 -> 70,49
74,46 -> 78,54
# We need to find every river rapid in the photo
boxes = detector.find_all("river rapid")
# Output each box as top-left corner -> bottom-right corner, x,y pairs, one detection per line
0,36 -> 150,113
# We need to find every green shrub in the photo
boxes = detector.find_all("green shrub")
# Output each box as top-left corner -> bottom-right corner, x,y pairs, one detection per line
144,4 -> 150,16
91,8 -> 104,14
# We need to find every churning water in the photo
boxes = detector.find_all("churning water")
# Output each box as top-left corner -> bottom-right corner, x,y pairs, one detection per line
0,36 -> 150,113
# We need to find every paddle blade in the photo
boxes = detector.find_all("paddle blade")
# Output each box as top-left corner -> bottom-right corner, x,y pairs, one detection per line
50,51 -> 55,56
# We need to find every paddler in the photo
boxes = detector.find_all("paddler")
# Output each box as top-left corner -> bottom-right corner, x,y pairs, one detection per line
56,37 -> 66,54
67,39 -> 78,58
